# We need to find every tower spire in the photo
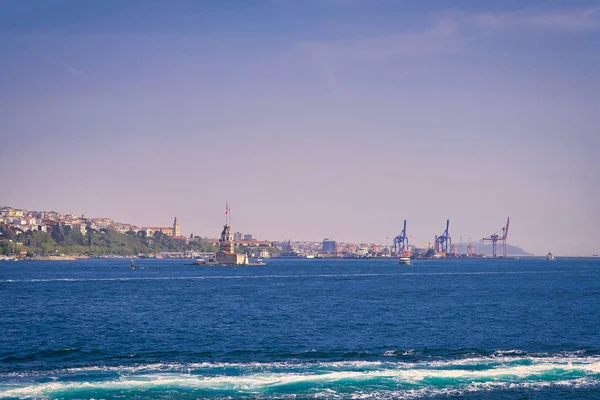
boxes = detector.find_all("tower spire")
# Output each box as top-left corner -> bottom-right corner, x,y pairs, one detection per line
225,202 -> 230,226
173,216 -> 180,237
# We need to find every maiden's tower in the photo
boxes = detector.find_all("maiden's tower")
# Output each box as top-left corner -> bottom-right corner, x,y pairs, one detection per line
216,204 -> 245,265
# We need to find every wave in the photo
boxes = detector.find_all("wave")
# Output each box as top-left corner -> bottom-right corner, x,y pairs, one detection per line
3,347 -> 597,371
0,270 -> 560,284
2,355 -> 599,399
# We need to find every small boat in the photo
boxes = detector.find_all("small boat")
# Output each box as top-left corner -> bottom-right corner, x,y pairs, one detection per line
254,257 -> 266,266
399,256 -> 411,265
130,259 -> 135,270
546,252 -> 555,260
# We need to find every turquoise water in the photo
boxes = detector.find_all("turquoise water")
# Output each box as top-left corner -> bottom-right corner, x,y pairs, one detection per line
1,258 -> 599,399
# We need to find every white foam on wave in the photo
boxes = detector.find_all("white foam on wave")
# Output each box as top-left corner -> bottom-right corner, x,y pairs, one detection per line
2,358 -> 599,398
383,349 -> 417,357
0,360 -> 389,378
409,353 -> 600,369
3,354 -> 599,378
345,378 -> 600,400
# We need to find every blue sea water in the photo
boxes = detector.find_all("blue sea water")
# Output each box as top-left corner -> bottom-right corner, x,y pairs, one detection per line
0,257 -> 599,399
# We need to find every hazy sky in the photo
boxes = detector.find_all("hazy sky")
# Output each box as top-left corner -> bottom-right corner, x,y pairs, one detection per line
1,0 -> 599,255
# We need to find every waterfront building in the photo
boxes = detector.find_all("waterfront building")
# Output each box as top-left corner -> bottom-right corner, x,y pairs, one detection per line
258,248 -> 270,258
322,238 -> 338,254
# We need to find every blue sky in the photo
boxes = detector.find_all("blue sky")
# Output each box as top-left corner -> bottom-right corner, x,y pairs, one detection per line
1,0 -> 599,255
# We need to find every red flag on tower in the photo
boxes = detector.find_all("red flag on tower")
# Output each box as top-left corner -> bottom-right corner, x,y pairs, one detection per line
225,204 -> 229,215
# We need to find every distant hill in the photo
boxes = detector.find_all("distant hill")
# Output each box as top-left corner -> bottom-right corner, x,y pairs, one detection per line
458,243 -> 533,257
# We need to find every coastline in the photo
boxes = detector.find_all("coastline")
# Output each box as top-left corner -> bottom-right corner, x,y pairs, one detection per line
21,255 -> 83,261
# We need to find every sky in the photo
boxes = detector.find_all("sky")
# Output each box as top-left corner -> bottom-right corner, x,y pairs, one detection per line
1,0 -> 599,256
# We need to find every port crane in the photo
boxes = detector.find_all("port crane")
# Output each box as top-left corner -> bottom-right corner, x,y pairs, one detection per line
449,243 -> 460,257
481,217 -> 510,257
467,237 -> 477,257
435,220 -> 451,255
393,220 -> 408,255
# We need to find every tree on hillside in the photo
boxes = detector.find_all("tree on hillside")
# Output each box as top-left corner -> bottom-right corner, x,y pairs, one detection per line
51,223 -> 65,243
1,227 -> 16,241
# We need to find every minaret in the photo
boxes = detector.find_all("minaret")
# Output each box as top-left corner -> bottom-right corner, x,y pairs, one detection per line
173,216 -> 180,237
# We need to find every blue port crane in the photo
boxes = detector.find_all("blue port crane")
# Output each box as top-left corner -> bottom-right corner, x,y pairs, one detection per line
393,220 -> 408,255
435,220 -> 451,254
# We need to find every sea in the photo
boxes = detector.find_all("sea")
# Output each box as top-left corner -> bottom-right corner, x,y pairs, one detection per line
0,257 -> 599,399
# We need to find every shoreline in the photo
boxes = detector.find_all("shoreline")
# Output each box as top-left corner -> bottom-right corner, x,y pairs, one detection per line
21,255 -> 82,261
7,255 -> 599,262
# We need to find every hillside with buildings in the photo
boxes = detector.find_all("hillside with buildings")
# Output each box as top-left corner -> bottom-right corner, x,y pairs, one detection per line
0,206 -> 277,258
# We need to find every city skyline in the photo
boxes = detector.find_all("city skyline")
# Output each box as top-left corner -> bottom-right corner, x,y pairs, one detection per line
1,1 -> 599,256
0,203 -> 563,256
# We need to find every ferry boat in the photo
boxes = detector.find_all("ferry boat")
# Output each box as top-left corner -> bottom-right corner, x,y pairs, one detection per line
399,256 -> 411,265
275,252 -> 303,259
193,252 -> 218,265
546,252 -> 555,260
